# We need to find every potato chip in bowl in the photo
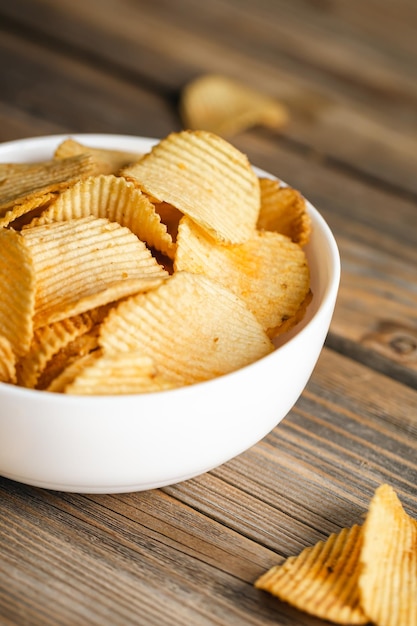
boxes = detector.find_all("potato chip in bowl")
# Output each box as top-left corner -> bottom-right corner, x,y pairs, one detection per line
0,132 -> 340,493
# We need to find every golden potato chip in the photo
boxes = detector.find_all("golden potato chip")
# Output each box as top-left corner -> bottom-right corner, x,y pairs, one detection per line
175,217 -> 310,336
258,178 -> 312,247
0,192 -> 56,230
255,525 -> 367,624
0,154 -> 94,227
359,484 -> 417,626
122,130 -> 260,244
0,334 -> 16,384
19,216 -> 168,328
61,351 -> 177,395
153,201 -> 182,242
16,310 -> 105,389
38,330 -> 101,391
180,74 -> 289,137
99,271 -> 274,385
54,138 -> 143,175
46,351 -> 99,393
29,175 -> 176,258
0,228 -> 36,357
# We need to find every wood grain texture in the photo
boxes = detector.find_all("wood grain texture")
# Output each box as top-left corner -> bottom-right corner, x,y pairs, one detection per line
0,1 -> 416,624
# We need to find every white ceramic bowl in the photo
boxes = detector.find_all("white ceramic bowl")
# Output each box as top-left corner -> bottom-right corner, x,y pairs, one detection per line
0,134 -> 340,493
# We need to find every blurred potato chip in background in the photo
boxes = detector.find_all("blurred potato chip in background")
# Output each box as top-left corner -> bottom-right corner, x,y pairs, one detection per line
180,74 -> 289,137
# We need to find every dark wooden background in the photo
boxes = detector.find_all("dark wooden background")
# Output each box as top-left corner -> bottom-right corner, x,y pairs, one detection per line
0,1 -> 416,624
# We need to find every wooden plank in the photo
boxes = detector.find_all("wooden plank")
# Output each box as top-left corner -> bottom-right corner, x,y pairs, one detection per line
0,30 -> 180,142
0,0 -> 416,195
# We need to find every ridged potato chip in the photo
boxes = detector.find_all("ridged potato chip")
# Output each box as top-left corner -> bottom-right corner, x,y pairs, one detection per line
99,271 -> 274,386
255,525 -> 367,624
16,309 -> 106,389
0,335 -> 16,384
359,484 -> 417,626
19,216 -> 168,328
29,174 -> 176,258
258,178 -> 312,247
122,130 -> 260,244
175,217 -> 310,336
60,351 -> 177,395
0,154 -> 94,227
0,228 -> 36,356
54,138 -> 143,175
180,74 -> 288,137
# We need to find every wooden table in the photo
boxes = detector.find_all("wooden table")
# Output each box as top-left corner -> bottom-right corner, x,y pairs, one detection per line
1,1 -> 416,624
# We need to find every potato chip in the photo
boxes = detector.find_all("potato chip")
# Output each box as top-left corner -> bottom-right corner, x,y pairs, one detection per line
122,130 -> 260,244
19,216 -> 168,328
258,178 -> 312,247
60,351 -> 177,395
180,74 -> 289,137
0,154 -> 94,227
16,309 -> 105,389
28,174 -> 176,258
99,271 -> 274,385
0,192 -> 56,230
54,138 -> 143,175
46,351 -> 99,393
255,525 -> 367,624
0,228 -> 36,357
38,330 -> 101,391
359,484 -> 417,626
0,334 -> 16,384
175,217 -> 310,336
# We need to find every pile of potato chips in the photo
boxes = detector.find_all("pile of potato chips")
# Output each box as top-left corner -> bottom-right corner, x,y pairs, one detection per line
255,484 -> 417,626
0,130 -> 311,395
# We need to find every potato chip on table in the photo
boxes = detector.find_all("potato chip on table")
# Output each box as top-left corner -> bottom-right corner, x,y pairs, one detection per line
122,129 -> 261,244
359,484 -> 417,626
255,525 -> 367,624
